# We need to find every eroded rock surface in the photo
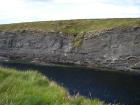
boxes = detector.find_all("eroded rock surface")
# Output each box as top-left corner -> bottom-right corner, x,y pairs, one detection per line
0,27 -> 140,72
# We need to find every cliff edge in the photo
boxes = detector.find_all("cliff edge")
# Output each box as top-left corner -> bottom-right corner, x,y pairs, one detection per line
0,18 -> 140,73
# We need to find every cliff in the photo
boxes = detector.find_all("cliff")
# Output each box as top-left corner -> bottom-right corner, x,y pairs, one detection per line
0,19 -> 140,73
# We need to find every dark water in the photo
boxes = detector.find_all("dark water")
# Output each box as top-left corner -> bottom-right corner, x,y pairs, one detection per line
0,62 -> 140,105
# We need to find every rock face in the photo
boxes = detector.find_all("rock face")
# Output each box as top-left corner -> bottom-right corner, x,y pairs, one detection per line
0,27 -> 140,72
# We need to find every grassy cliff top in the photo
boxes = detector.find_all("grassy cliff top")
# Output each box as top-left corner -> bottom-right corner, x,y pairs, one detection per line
0,18 -> 140,33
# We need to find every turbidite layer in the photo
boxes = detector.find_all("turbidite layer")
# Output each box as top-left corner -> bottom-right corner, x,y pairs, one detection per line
0,27 -> 140,73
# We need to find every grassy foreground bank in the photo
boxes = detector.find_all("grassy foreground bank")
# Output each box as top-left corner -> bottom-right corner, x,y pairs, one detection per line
0,67 -> 103,105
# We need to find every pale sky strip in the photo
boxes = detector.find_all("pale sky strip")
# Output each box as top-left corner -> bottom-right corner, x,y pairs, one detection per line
0,0 -> 139,24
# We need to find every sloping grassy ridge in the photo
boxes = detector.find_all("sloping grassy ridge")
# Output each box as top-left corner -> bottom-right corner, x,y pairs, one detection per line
0,18 -> 140,33
0,67 -> 103,105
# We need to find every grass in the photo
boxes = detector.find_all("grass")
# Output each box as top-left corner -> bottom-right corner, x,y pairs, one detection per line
0,18 -> 140,34
0,67 -> 104,105
72,32 -> 85,48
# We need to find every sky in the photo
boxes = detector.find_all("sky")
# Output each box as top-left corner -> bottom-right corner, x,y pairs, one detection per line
0,0 -> 140,24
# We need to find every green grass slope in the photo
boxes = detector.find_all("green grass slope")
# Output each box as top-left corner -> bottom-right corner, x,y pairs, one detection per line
0,18 -> 140,33
0,67 -> 103,105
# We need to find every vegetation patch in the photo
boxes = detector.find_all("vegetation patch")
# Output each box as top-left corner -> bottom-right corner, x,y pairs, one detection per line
0,18 -> 139,34
0,67 -> 103,105
72,32 -> 85,48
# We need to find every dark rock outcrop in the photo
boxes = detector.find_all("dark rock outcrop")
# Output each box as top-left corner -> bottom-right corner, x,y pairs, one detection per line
0,27 -> 140,73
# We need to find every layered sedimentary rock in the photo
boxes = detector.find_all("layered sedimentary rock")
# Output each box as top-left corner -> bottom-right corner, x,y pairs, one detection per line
0,27 -> 140,72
